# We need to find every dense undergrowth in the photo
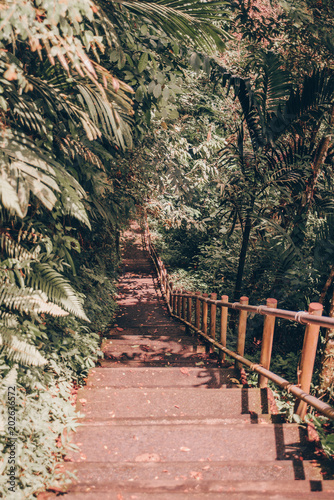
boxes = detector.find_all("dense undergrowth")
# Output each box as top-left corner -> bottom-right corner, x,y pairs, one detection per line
1,0 -> 334,495
0,225 -> 120,499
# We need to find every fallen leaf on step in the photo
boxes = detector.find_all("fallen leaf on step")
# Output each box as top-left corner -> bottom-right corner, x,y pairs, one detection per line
180,447 -> 191,452
180,367 -> 189,375
190,471 -> 203,480
135,453 -> 160,462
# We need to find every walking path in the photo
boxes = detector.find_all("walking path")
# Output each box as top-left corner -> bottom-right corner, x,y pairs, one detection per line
47,223 -> 334,499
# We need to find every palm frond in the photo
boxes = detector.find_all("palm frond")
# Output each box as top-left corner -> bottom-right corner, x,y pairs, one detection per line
58,136 -> 106,171
217,69 -> 265,151
268,68 -> 334,142
102,0 -> 229,53
255,52 -> 291,126
0,0 -> 109,82
1,128 -> 60,215
77,82 -> 133,149
0,128 -> 91,226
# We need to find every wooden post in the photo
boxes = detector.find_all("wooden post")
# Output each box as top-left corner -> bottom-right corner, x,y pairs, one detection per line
169,282 -> 173,310
195,292 -> 201,330
182,290 -> 187,320
295,302 -> 323,419
177,290 -> 181,318
259,298 -> 278,388
210,293 -> 217,340
209,293 -> 217,354
202,293 -> 209,335
235,296 -> 249,370
158,258 -> 162,279
161,265 -> 165,291
172,285 -> 177,314
187,293 -> 192,325
163,267 -> 167,292
220,295 -> 228,362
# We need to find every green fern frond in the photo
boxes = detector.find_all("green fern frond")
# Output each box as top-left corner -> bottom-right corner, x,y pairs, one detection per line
0,283 -> 69,317
28,263 -> 90,322
0,366 -> 18,391
1,233 -> 40,262
0,331 -> 47,367
0,312 -> 19,328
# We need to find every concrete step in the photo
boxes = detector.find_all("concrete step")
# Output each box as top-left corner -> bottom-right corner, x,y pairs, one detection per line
54,478 -> 334,495
102,339 -> 197,358
76,387 -> 268,421
106,326 -> 188,338
67,422 -> 313,463
60,460 -> 324,485
99,357 -> 220,368
103,348 -> 218,363
103,336 -> 196,348
102,337 -> 213,360
41,483 -> 334,500
85,367 -> 237,389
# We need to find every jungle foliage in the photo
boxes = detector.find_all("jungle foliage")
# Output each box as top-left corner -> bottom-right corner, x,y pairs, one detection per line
0,0 -> 229,497
148,0 -> 334,414
1,0 -> 334,495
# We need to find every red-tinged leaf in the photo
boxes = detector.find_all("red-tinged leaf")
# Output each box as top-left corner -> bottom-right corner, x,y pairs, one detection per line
4,67 -> 17,81
112,76 -> 120,93
117,327 -> 124,331
180,367 -> 189,375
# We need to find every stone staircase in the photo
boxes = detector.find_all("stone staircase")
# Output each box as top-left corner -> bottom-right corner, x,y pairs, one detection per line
47,224 -> 334,500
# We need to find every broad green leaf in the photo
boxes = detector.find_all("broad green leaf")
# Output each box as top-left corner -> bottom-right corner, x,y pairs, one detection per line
138,52 -> 149,73
153,83 -> 162,98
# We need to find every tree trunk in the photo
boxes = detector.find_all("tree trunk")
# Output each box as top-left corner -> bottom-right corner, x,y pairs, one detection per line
319,264 -> 334,306
305,104 -> 334,206
233,211 -> 252,301
319,288 -> 334,402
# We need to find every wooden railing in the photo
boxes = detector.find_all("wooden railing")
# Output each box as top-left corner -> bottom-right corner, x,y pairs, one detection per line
144,224 -> 334,421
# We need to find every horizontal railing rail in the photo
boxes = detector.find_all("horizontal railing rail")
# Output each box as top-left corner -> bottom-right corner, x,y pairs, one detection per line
144,222 -> 334,421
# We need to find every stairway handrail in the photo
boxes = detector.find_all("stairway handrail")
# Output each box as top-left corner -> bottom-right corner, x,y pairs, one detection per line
144,222 -> 334,421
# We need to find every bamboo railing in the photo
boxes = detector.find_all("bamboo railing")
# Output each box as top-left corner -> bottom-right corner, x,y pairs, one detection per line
144,224 -> 334,421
